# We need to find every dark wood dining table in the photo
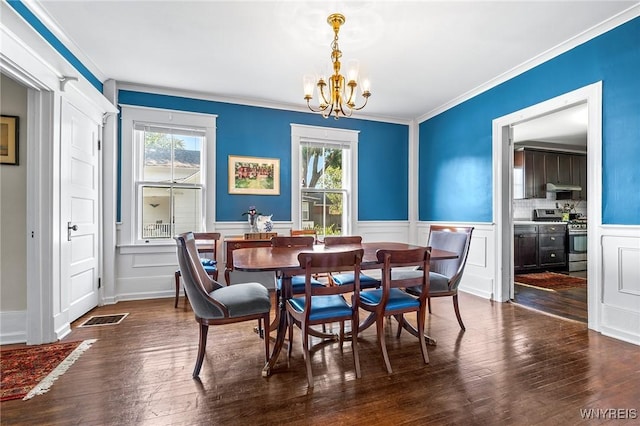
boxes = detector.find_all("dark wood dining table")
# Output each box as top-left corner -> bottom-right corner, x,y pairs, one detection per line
232,242 -> 458,377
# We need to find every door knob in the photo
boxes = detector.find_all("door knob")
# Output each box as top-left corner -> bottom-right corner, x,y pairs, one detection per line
67,222 -> 78,241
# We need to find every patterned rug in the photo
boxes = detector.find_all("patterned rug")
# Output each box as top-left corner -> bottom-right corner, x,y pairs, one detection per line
0,339 -> 96,401
515,272 -> 587,291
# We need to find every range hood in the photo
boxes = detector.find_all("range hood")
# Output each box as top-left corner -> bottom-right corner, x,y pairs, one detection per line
547,182 -> 582,192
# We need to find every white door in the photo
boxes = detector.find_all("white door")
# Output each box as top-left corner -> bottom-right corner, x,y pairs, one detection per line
60,100 -> 101,322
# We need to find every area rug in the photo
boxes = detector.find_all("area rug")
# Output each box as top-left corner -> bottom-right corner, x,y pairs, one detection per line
0,339 -> 96,401
515,272 -> 587,291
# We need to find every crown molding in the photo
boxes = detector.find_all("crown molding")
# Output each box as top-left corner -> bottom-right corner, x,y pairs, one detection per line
115,81 -> 411,126
417,3 -> 640,124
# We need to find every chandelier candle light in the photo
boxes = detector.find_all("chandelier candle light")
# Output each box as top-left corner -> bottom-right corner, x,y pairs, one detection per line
303,13 -> 371,119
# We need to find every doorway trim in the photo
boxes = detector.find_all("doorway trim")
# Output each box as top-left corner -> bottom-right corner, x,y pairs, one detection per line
492,81 -> 603,331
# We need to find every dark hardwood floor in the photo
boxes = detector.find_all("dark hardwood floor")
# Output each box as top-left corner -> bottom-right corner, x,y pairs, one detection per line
512,273 -> 588,323
513,283 -> 588,323
2,292 -> 638,425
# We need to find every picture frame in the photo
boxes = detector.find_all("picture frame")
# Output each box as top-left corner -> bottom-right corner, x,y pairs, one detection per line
0,115 -> 19,165
228,155 -> 280,195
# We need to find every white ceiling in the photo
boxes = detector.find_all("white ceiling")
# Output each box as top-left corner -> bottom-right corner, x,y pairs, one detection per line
31,1 -> 638,123
513,102 -> 588,147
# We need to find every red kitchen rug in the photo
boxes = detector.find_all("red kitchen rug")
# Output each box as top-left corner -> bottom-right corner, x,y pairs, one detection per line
515,272 -> 587,291
0,339 -> 96,401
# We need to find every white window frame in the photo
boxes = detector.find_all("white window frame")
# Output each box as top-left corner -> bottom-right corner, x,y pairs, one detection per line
120,106 -> 216,246
290,124 -> 359,236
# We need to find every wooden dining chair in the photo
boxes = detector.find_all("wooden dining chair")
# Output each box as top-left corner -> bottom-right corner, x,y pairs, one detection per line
286,248 -> 364,387
359,247 -> 431,374
290,228 -> 319,244
271,236 -> 324,290
323,236 -> 381,289
403,226 -> 473,330
174,232 -> 220,308
268,236 -> 324,332
175,232 -> 271,378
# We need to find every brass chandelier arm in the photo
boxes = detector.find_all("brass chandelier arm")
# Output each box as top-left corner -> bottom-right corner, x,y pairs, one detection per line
349,92 -> 371,111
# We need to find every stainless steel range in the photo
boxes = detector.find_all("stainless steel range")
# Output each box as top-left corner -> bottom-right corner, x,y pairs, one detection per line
567,218 -> 587,272
533,208 -> 565,222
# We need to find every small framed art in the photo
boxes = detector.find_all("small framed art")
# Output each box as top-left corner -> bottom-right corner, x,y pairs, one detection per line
0,115 -> 19,165
228,155 -> 280,195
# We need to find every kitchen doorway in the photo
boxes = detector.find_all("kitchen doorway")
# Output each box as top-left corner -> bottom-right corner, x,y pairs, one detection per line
510,104 -> 588,322
492,81 -> 603,331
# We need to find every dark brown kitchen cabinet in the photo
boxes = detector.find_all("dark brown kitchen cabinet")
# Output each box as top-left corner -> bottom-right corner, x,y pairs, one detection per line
514,225 -> 538,272
514,148 -> 586,200
514,150 -> 545,199
538,224 -> 567,268
570,154 -> 587,200
544,152 -> 572,186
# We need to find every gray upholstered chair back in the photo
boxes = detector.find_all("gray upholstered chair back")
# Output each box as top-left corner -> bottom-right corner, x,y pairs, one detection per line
428,226 -> 473,290
176,232 -> 225,318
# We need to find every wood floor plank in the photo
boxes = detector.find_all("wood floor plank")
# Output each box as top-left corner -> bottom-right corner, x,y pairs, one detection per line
513,282 -> 588,323
1,294 -> 638,425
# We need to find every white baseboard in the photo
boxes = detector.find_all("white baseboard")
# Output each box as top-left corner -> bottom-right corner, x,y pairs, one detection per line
0,310 -> 27,344
459,273 -> 494,300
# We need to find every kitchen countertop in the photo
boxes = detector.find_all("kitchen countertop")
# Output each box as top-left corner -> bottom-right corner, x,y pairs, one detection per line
514,220 -> 567,225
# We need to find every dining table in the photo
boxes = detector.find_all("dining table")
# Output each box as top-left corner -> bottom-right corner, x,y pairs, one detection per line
232,241 -> 458,377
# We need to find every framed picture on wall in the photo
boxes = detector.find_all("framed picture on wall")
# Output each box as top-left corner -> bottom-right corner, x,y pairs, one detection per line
0,115 -> 19,165
228,155 -> 280,195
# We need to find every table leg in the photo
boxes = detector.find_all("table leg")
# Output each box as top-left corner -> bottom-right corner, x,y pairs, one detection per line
262,277 -> 290,376
262,299 -> 288,377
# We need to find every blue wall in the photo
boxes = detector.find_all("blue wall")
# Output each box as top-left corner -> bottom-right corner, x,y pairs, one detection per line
118,91 -> 409,222
419,16 -> 640,225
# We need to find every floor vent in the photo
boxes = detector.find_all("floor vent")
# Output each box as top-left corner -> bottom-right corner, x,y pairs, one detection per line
79,313 -> 128,327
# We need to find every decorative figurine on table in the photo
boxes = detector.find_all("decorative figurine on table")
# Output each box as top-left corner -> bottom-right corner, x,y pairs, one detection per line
242,206 -> 261,233
242,206 -> 273,233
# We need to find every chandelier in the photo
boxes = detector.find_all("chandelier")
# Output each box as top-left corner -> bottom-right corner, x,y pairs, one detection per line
303,13 -> 371,119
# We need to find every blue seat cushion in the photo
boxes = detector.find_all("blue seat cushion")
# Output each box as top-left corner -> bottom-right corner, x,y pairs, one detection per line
277,275 -> 323,293
359,288 -> 420,311
331,273 -> 380,289
287,295 -> 352,321
203,265 -> 218,274
199,257 -> 217,267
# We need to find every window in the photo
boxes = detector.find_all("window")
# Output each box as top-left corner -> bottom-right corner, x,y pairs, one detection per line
291,124 -> 358,238
120,107 -> 216,245
136,124 -> 204,239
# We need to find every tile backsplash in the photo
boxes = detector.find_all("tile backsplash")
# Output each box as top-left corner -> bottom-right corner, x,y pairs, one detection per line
513,197 -> 587,220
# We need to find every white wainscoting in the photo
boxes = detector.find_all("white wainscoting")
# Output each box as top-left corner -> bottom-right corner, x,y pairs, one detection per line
111,220 -> 497,303
599,225 -> 640,345
113,243 -> 178,303
112,222 -> 291,302
356,221 -> 411,243
109,221 -> 640,346
0,310 -> 27,345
